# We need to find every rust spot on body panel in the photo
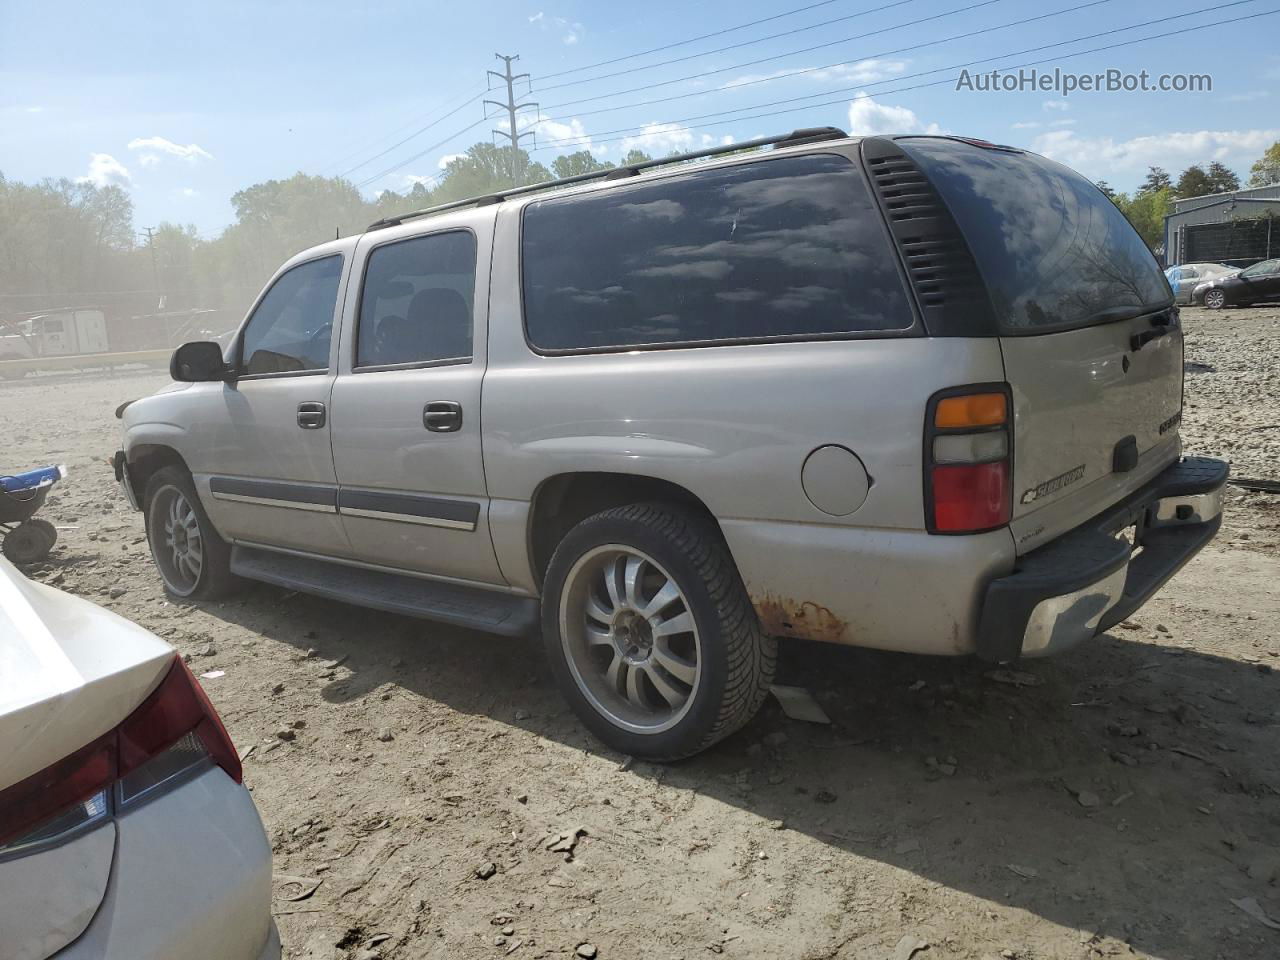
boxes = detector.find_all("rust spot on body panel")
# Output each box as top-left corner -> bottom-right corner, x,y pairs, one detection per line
753,594 -> 849,644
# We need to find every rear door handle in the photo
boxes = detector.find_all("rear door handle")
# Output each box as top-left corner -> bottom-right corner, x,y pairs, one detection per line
423,401 -> 462,432
297,401 -> 326,429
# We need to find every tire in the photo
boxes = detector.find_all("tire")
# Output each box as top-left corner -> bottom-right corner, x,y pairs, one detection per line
541,502 -> 776,760
2,519 -> 57,563
143,465 -> 237,599
1203,288 -> 1226,309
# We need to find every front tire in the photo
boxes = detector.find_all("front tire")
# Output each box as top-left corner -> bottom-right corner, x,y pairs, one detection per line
143,466 -> 236,599
541,503 -> 775,760
1203,288 -> 1227,309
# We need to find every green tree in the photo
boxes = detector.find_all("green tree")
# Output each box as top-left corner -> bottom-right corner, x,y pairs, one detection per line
552,151 -> 614,179
1094,180 -> 1115,200
1140,166 -> 1171,192
1114,187 -> 1172,251
1247,141 -> 1280,186
621,149 -> 654,166
1206,161 -> 1239,193
429,143 -> 551,205
1175,164 -> 1212,198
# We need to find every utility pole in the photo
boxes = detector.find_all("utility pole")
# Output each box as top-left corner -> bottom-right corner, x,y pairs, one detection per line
484,54 -> 539,184
142,227 -> 160,307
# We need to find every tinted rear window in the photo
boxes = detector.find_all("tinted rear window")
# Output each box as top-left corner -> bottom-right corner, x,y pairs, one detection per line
521,154 -> 913,351
899,138 -> 1171,332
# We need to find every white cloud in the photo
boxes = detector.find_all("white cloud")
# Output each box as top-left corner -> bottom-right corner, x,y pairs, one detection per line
1042,99 -> 1070,112
77,153 -> 131,188
528,11 -> 544,23
435,153 -> 463,170
1011,121 -> 1040,130
126,136 -> 213,164
1224,90 -> 1270,103
529,115 -> 606,156
138,153 -> 162,167
528,12 -> 583,45
24,106 -> 43,114
1031,127 -> 1280,181
179,187 -> 198,198
1049,118 -> 1076,127
619,122 -> 700,156
846,94 -> 943,136
562,22 -> 583,45
724,59 -> 908,89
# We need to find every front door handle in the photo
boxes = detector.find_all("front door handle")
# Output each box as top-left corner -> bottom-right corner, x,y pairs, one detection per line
423,401 -> 462,433
297,401 -> 326,429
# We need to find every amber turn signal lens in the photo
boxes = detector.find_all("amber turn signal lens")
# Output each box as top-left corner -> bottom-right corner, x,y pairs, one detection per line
934,393 -> 1007,429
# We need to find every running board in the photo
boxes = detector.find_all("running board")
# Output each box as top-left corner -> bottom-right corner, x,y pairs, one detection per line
230,545 -> 539,637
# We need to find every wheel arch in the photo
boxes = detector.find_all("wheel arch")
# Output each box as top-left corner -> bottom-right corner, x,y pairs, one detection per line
527,471 -> 723,589
125,443 -> 190,506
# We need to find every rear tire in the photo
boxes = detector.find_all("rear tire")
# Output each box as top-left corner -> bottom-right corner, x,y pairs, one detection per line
143,466 -> 237,599
541,503 -> 775,760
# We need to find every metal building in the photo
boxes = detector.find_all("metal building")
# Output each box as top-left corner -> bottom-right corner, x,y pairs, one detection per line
1164,183 -> 1280,266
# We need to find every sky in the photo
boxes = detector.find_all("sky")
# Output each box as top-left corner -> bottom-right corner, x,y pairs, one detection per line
2,0 -> 1278,237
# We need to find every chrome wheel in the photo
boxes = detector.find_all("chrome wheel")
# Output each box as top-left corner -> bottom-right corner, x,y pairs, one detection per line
149,484 -> 203,596
559,545 -> 701,734
1204,288 -> 1226,309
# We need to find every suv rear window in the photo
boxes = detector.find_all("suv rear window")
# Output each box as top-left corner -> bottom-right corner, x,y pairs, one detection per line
898,138 -> 1171,333
521,154 -> 913,352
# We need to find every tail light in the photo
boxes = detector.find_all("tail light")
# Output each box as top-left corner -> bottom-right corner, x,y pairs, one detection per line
0,656 -> 241,849
925,384 -> 1013,534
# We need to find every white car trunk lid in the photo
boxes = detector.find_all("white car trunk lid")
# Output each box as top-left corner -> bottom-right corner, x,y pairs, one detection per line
0,560 -> 173,959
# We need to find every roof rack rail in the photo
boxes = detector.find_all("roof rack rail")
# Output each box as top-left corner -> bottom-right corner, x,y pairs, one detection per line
365,126 -> 848,231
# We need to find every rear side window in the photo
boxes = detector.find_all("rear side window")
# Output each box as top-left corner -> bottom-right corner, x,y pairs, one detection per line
521,154 -> 912,352
241,255 -> 342,375
899,138 -> 1170,332
357,231 -> 476,367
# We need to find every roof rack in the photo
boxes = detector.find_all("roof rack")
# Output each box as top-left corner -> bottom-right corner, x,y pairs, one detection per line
365,126 -> 848,231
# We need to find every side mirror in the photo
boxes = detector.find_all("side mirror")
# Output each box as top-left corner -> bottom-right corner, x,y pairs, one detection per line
170,341 -> 229,382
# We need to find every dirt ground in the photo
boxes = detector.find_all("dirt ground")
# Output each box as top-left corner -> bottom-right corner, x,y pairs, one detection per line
5,306 -> 1279,960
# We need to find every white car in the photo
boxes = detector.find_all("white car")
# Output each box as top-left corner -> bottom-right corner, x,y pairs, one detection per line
0,557 -> 279,960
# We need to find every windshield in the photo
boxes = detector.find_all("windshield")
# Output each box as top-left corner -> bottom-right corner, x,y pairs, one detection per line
1241,258 -> 1280,278
898,137 -> 1172,333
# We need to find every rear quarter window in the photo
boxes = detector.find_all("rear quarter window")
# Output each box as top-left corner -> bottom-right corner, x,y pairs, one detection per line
520,153 -> 913,352
898,138 -> 1171,333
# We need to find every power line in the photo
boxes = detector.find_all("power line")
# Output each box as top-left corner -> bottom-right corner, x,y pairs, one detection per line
529,4 -> 1279,153
337,90 -> 488,180
316,83 -> 487,175
538,0 -> 846,80
537,0 -> 1134,121
536,0 -> 942,93
539,0 -> 1261,137
355,116 -> 489,189
542,0 -> 1028,110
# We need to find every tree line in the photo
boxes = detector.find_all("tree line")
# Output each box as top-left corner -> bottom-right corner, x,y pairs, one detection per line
1095,141 -> 1280,251
0,142 -> 650,329
2,138 -> 1278,329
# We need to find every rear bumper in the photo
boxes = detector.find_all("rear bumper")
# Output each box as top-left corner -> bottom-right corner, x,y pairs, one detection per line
977,456 -> 1228,662
57,768 -> 276,960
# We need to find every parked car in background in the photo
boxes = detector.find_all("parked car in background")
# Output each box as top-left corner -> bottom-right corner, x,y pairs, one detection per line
117,131 -> 1226,760
1164,262 -> 1236,304
0,557 -> 279,960
1195,257 -> 1280,308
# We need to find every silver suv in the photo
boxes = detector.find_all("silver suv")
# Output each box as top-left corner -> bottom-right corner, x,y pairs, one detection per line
115,129 -> 1227,759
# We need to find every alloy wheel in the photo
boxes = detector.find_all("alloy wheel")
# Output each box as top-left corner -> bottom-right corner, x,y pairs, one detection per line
558,545 -> 702,734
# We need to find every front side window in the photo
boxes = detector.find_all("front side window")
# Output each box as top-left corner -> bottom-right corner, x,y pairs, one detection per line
240,255 -> 342,375
357,231 -> 476,367
521,154 -> 913,352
